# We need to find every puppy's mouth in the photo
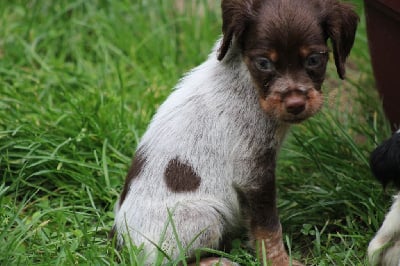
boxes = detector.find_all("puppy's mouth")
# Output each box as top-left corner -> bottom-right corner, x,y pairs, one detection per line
258,87 -> 323,123
281,111 -> 314,123
282,117 -> 307,124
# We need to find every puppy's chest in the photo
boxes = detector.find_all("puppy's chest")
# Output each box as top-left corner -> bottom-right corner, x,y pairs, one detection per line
225,120 -> 289,187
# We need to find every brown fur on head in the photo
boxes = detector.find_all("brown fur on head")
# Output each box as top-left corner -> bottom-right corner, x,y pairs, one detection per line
218,0 -> 359,123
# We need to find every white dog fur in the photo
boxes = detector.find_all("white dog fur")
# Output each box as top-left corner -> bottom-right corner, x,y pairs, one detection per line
368,193 -> 400,266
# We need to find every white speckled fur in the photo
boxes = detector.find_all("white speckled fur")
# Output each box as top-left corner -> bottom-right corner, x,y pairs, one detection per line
113,39 -> 290,263
368,193 -> 400,266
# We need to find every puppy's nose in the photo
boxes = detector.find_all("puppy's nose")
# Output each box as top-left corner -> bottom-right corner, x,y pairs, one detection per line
285,96 -> 306,115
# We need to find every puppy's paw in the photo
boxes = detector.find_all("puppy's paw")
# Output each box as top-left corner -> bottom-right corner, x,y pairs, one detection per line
368,236 -> 400,266
368,194 -> 400,265
368,235 -> 387,265
266,254 -> 304,266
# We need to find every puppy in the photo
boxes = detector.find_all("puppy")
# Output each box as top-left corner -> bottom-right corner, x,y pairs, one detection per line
112,0 -> 358,265
368,130 -> 400,266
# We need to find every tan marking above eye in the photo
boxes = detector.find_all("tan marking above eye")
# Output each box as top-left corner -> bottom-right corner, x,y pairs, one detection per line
299,47 -> 311,58
299,45 -> 329,58
266,50 -> 279,62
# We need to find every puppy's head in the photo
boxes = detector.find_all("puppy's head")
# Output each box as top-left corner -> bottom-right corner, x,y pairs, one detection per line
218,0 -> 359,123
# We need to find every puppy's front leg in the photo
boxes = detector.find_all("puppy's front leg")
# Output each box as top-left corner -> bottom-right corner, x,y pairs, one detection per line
245,177 -> 303,266
252,224 -> 302,266
245,185 -> 286,265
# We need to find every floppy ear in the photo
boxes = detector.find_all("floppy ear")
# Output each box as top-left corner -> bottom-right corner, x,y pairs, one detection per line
218,0 -> 258,61
323,1 -> 359,79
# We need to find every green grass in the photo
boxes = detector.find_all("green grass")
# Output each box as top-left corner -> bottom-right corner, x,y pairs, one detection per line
0,0 -> 394,265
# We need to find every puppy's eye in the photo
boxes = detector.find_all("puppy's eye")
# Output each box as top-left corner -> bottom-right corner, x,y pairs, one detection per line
254,57 -> 274,72
305,53 -> 326,68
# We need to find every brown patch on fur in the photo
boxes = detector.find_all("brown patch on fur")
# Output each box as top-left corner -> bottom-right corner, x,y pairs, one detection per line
164,158 -> 201,192
119,148 -> 146,206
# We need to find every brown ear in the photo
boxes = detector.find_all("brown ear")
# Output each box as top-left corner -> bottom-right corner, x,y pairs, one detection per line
218,0 -> 258,61
323,1 -> 359,79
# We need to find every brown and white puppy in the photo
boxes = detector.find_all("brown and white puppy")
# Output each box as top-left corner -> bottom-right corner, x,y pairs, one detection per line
112,0 -> 358,265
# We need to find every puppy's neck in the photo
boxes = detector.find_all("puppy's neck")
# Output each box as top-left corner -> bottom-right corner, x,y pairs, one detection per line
211,37 -> 291,148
